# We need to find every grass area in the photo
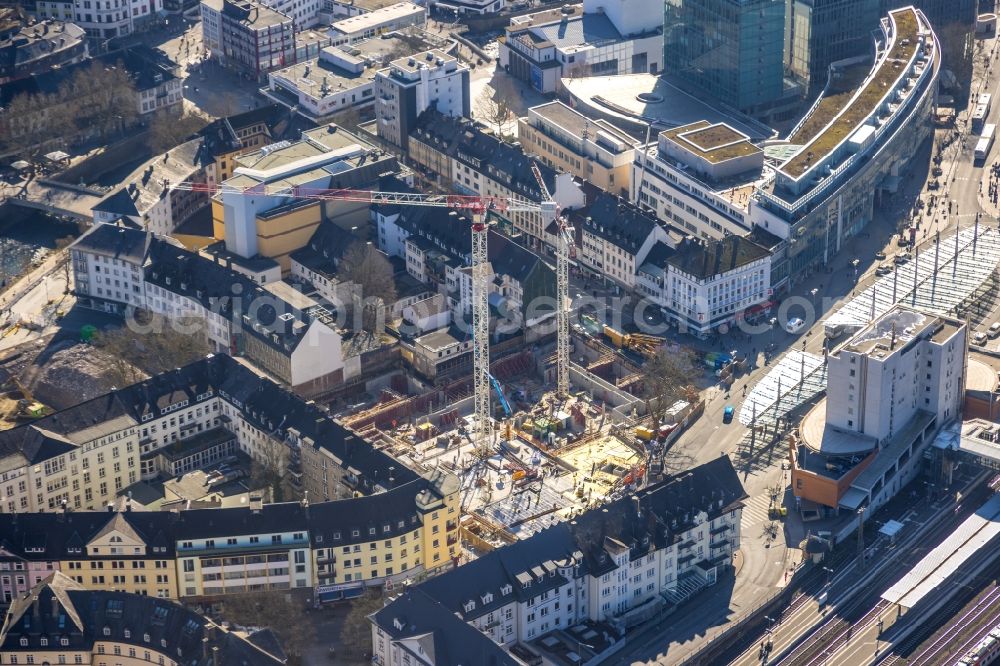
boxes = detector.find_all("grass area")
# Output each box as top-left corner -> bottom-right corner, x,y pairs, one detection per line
663,120 -> 760,163
783,8 -> 920,178
788,63 -> 873,145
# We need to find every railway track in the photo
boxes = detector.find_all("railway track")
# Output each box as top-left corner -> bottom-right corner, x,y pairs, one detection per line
776,599 -> 889,666
899,586 -> 1000,666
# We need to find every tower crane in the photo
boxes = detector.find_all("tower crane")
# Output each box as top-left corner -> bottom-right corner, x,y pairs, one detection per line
169,181 -> 573,455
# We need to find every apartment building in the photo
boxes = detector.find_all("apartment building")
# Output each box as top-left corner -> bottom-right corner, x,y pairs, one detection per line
0,354 -> 461,603
632,121 -> 763,241
568,192 -> 673,290
636,235 -> 772,336
0,19 -> 87,84
517,102 -> 637,197
499,0 -> 663,94
91,138 -> 208,236
69,224 -> 344,395
406,110 -> 585,248
198,105 -> 289,189
792,306 -> 967,516
0,574 -> 286,666
371,456 -> 746,664
373,49 -> 470,150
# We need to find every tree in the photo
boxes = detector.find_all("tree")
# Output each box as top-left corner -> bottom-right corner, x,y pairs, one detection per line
221,591 -> 315,666
147,109 -> 208,153
641,347 -> 700,428
473,83 -> 513,138
336,242 -> 397,333
92,313 -> 210,387
248,436 -> 299,503
339,590 -> 385,659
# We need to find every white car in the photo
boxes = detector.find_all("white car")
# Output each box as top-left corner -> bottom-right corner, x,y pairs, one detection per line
785,317 -> 806,334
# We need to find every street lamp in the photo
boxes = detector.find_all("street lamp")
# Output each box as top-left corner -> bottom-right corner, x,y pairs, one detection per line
769,317 -> 778,350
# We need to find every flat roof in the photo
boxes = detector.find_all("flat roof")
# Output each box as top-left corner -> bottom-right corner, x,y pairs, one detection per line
799,399 -> 878,456
839,307 -> 930,356
529,101 -> 635,148
663,121 -> 760,163
782,8 -> 922,179
270,49 -> 379,98
330,1 -> 423,34
416,328 -> 463,351
882,494 -> 1000,609
389,49 -> 455,73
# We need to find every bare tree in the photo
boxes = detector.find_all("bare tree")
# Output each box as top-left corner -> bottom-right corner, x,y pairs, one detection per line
92,313 -> 210,387
221,591 -> 314,666
248,436 -> 299,503
473,82 -> 513,137
642,347 -> 700,427
147,109 -> 208,153
336,242 -> 397,333
339,590 -> 385,660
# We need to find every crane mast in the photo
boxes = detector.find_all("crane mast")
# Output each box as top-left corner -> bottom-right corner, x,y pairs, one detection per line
171,179 -> 570,455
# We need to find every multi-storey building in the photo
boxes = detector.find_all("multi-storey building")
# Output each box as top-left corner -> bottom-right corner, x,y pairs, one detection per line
69,224 -> 345,395
636,236 -> 771,336
0,354 -> 462,604
791,306 -> 966,516
210,123 -> 395,274
202,0 -> 296,81
327,2 -> 424,46
750,7 -> 939,282
517,102 -> 637,197
499,0 -> 663,94
406,110 -> 585,248
0,574 -> 286,666
34,0 -> 159,38
663,0 -> 794,119
371,456 -> 747,664
631,120 -> 763,241
786,0 -> 881,92
568,191 -> 673,290
198,105 -> 288,190
0,18 -> 87,84
373,49 -> 470,150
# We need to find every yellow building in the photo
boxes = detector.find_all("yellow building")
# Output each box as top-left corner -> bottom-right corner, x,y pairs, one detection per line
0,574 -> 285,666
308,470 -> 461,602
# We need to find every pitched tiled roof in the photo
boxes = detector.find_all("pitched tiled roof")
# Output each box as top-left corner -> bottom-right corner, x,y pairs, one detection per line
570,191 -> 661,254
667,235 -> 770,280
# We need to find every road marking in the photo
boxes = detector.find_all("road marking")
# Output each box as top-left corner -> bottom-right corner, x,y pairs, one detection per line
741,493 -> 773,531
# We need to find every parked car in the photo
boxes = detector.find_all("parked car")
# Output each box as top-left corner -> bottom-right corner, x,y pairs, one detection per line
875,250 -> 887,260
785,317 -> 806,334
723,405 -> 735,423
893,252 -> 911,265
875,264 -> 893,276
973,331 -> 988,346
988,322 -> 1000,339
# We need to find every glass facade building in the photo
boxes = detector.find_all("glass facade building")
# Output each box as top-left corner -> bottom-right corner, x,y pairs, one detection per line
663,0 -> 786,112
787,0 -> 881,91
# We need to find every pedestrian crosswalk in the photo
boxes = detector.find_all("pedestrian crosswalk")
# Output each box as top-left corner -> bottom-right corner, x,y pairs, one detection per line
741,493 -> 773,531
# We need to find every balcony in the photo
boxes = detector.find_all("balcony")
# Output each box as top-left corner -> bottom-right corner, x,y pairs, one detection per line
446,520 -> 458,532
709,524 -> 730,536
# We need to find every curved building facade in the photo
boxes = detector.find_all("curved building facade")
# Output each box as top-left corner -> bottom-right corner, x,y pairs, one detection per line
750,6 -> 940,281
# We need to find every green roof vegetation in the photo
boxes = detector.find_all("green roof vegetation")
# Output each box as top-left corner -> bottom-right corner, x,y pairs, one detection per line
663,121 -> 760,164
782,8 -> 920,179
789,63 -> 873,145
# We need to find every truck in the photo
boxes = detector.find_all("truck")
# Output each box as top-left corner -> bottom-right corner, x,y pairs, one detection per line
976,123 -> 996,162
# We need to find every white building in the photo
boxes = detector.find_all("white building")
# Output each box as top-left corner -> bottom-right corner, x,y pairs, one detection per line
259,0 -> 323,27
69,223 -> 346,396
265,46 -> 380,121
371,456 -> 747,664
637,235 -> 771,336
568,191 -> 673,290
632,120 -> 763,241
35,0 -> 159,38
827,307 -> 967,442
328,2 -> 424,46
373,49 -> 470,149
430,0 -> 503,16
499,0 -> 663,94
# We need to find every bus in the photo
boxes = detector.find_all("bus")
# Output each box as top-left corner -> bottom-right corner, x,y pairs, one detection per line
973,93 -> 993,132
975,123 -> 996,162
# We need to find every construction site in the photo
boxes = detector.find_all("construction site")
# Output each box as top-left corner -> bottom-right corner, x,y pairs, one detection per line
337,319 -> 710,559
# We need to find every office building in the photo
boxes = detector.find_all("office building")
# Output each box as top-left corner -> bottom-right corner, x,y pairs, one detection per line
374,49 -> 471,150
663,0 -> 789,117
517,102 -> 638,197
371,456 -> 747,665
202,0 -> 296,80
499,0 -> 663,94
786,0 -> 881,91
750,7 -> 939,282
632,120 -> 764,240
327,2 -> 425,46
791,306 -> 966,516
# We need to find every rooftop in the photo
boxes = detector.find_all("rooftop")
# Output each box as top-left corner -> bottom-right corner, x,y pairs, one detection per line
529,101 -> 636,151
662,121 -> 761,163
330,1 -> 424,35
781,8 -> 922,179
838,306 -> 934,357
221,0 -> 292,28
667,235 -> 770,280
